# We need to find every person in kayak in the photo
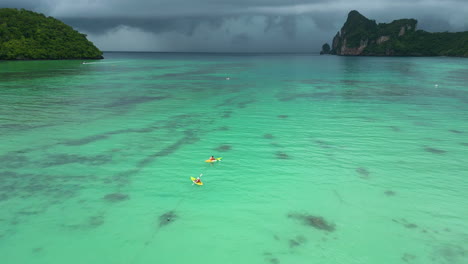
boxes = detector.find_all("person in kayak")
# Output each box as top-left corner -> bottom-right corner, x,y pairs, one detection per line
209,156 -> 216,161
193,173 -> 203,184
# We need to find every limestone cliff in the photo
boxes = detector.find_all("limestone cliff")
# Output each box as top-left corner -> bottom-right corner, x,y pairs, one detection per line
324,10 -> 468,57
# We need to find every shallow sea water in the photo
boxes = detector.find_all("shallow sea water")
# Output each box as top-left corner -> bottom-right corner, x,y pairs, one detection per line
1,53 -> 467,264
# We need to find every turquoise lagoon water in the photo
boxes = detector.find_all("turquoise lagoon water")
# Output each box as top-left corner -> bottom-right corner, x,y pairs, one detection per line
0,53 -> 467,264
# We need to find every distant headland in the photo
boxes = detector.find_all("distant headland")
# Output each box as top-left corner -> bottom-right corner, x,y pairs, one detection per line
0,8 -> 103,60
321,10 -> 468,57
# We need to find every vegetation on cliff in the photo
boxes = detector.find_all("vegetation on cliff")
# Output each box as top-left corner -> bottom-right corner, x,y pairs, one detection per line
324,10 -> 468,57
320,43 -> 331,54
0,8 -> 103,60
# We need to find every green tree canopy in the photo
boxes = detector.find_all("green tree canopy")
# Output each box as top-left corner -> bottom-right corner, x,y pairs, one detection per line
321,43 -> 331,54
0,8 -> 103,60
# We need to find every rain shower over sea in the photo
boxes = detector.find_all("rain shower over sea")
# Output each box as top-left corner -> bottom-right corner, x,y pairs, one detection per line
0,52 -> 467,264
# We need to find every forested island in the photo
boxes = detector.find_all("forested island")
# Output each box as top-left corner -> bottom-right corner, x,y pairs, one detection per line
321,10 -> 468,57
0,8 -> 103,60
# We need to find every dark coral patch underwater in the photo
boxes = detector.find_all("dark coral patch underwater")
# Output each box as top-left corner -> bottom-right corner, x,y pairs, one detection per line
0,153 -> 29,169
288,213 -> 335,232
388,126 -> 401,132
105,96 -> 168,108
356,167 -> 370,179
276,152 -> 290,159
289,235 -> 307,248
392,218 -> 418,229
42,154 -> 112,167
423,146 -> 446,154
103,193 -> 129,202
215,144 -> 232,152
432,244 -> 467,264
263,252 -> 280,264
159,211 -> 177,227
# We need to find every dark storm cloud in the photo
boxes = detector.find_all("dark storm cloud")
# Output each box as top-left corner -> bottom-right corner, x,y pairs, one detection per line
60,16 -> 225,36
0,0 -> 43,9
3,0 -> 468,52
264,15 -> 298,38
231,33 -> 251,45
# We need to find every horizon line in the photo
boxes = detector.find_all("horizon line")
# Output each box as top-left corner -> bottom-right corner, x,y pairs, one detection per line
102,51 -> 321,54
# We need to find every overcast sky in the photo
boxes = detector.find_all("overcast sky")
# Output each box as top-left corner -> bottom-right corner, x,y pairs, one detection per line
2,0 -> 468,52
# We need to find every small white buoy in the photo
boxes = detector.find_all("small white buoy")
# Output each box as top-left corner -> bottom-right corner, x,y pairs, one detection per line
435,84 -> 438,87
226,77 -> 230,80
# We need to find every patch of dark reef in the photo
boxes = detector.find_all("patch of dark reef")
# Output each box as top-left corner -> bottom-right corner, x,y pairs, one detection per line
423,146 -> 446,154
288,213 -> 335,232
289,235 -> 307,248
156,68 -> 220,80
402,253 -> 416,263
432,244 -> 467,264
104,169 -> 139,186
104,96 -> 168,108
263,252 -> 280,264
0,153 -> 29,169
289,239 -> 300,248
32,247 -> 43,253
392,218 -> 418,229
215,144 -> 232,152
276,152 -> 290,160
0,194 -> 8,201
63,134 -> 110,146
384,190 -> 396,196
269,258 -> 280,264
356,167 -> 370,179
63,123 -> 164,146
60,214 -> 105,230
0,123 -> 54,132
277,115 -> 288,119
16,210 -> 42,216
159,211 -> 177,227
0,171 -> 88,201
216,97 -> 237,107
42,154 -> 112,167
237,99 -> 256,109
103,193 -> 129,202
221,110 -> 232,118
138,132 -> 200,168
87,215 -> 105,228
263,134 -> 274,139
315,140 -> 334,149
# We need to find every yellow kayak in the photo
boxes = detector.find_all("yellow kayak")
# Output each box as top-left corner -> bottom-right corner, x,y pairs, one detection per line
191,176 -> 203,186
205,157 -> 222,163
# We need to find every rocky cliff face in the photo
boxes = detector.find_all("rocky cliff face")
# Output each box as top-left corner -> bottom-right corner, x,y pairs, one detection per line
329,10 -> 416,56
340,38 -> 368,55
324,10 -> 468,57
